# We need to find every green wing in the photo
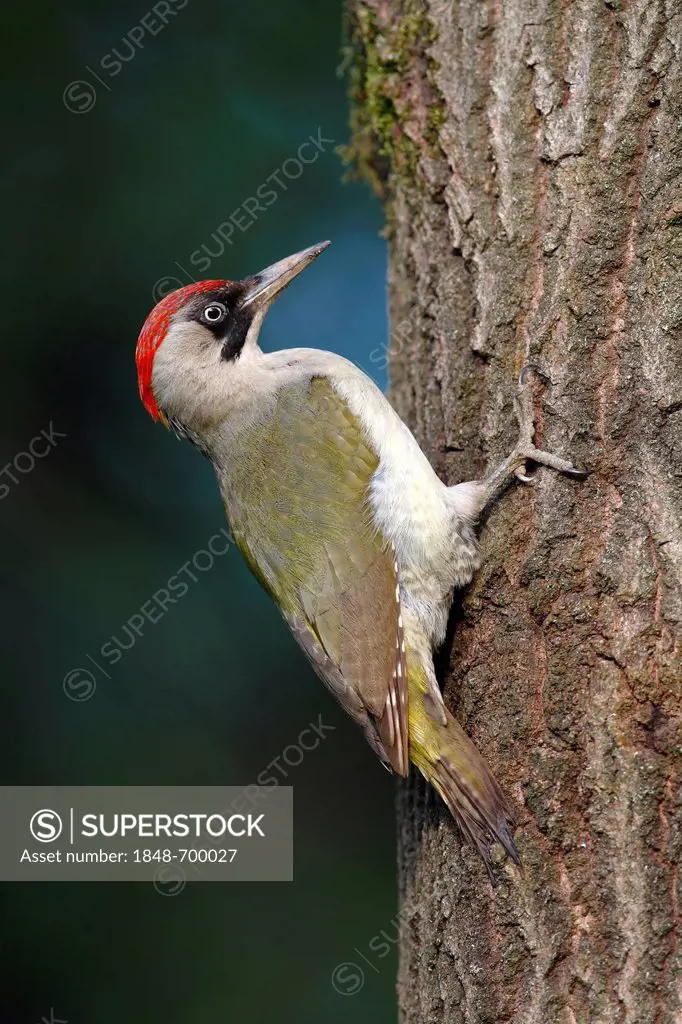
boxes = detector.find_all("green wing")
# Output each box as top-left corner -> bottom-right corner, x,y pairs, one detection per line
221,375 -> 408,775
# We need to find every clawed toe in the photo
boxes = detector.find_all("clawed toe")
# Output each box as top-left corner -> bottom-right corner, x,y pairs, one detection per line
524,445 -> 589,481
563,465 -> 590,480
479,367 -> 590,508
517,364 -> 551,390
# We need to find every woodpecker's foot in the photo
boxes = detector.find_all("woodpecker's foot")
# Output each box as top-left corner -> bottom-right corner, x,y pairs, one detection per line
480,366 -> 588,507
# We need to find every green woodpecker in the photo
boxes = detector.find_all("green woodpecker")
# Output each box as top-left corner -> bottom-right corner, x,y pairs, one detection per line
136,241 -> 586,881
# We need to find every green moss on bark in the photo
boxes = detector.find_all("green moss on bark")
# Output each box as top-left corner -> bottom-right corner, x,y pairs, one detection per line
340,2 -> 446,208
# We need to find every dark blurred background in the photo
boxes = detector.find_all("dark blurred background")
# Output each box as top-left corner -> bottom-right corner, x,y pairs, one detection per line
2,2 -> 399,1020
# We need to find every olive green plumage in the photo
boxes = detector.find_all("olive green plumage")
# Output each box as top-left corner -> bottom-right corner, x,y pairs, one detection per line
220,376 -> 408,774
218,375 -> 517,876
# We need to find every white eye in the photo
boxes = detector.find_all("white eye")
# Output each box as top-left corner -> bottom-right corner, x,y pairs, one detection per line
203,302 -> 226,324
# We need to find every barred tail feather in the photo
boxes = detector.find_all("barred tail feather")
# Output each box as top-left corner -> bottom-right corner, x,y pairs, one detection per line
410,698 -> 519,884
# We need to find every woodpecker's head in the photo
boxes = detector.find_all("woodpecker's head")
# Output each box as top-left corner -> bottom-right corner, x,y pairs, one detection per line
136,241 -> 330,428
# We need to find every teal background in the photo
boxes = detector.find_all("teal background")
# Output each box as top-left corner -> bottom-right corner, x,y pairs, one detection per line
2,1 -> 399,1021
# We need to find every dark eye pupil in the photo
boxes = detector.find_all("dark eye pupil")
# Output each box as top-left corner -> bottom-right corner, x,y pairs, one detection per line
205,305 -> 223,321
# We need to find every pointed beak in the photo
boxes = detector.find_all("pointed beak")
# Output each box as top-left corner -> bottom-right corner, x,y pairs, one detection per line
240,241 -> 330,310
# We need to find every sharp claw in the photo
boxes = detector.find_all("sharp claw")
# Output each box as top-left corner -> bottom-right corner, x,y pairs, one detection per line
518,364 -> 538,388
480,369 -> 589,507
518,364 -> 551,390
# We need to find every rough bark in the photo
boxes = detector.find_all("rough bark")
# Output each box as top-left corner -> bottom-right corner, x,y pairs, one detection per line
346,1 -> 682,1021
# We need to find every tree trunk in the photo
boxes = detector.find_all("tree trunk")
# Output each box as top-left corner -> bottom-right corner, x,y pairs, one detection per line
346,1 -> 682,1021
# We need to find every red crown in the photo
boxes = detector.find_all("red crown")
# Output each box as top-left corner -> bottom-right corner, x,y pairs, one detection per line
136,280 -> 227,421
